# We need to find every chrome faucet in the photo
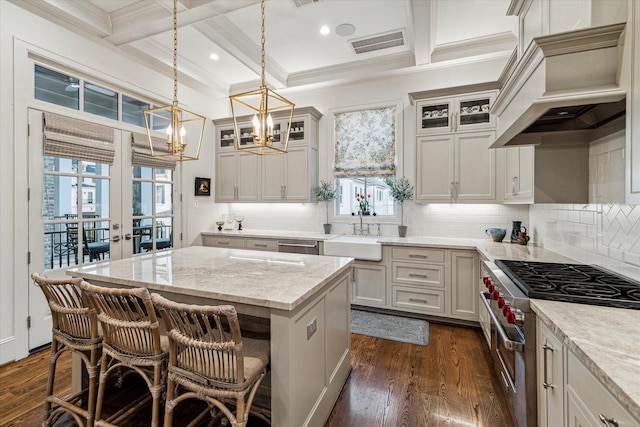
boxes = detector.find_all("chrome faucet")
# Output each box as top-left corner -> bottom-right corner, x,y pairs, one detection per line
352,212 -> 371,235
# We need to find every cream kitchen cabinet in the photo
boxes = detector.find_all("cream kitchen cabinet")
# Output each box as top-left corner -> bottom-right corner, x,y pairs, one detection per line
351,260 -> 387,308
213,107 -> 321,203
500,143 -> 589,204
215,151 -> 259,202
503,146 -> 534,203
450,250 -> 479,321
415,91 -> 496,135
537,319 -> 565,427
416,131 -> 496,203
261,145 -> 317,202
536,317 -> 640,427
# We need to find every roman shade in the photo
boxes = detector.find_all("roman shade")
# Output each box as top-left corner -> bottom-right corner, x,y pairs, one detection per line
131,133 -> 176,169
43,112 -> 115,164
334,106 -> 396,177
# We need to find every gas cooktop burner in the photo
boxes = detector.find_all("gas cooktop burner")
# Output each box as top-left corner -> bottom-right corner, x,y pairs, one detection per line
494,260 -> 640,309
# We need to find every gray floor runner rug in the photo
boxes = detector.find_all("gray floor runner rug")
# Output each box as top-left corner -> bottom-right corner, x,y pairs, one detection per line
351,309 -> 429,346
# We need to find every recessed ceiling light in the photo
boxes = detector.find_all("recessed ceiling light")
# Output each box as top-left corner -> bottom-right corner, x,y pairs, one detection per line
320,25 -> 330,35
335,23 -> 355,37
209,53 -> 219,60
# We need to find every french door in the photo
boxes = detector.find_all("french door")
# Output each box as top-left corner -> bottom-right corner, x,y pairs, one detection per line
26,108 -> 180,351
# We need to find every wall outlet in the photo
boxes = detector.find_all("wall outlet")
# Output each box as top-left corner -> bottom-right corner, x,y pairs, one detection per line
306,317 -> 317,340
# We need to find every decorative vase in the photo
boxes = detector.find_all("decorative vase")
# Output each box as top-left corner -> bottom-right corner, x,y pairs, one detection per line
398,225 -> 408,238
485,228 -> 507,242
510,221 -> 522,243
323,224 -> 332,234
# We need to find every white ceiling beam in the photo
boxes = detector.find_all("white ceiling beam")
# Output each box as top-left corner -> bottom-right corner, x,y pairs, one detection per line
195,17 -> 289,89
105,0 -> 257,46
8,0 -> 112,36
410,0 -> 433,66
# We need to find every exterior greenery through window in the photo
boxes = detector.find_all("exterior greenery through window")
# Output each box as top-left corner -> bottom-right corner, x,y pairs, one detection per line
333,105 -> 398,216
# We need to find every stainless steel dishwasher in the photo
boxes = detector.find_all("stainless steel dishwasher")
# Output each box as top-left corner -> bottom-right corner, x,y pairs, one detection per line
277,240 -> 319,255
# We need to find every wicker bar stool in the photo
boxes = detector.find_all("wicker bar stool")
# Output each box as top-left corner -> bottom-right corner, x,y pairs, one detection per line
79,281 -> 168,427
151,293 -> 270,427
31,272 -> 102,427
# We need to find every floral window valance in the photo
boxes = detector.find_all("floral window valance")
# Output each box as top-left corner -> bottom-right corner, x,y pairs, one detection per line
334,106 -> 396,177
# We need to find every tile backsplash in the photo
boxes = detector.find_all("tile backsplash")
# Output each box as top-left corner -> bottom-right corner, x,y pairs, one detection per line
529,204 -> 640,280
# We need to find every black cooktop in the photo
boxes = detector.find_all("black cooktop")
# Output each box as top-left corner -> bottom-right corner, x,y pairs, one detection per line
495,260 -> 640,310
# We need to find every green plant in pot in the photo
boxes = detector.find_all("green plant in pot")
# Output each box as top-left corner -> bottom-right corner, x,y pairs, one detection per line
386,176 -> 414,237
312,180 -> 337,234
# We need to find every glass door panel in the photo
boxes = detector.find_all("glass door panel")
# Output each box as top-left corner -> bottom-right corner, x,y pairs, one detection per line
418,101 -> 451,132
132,166 -> 174,253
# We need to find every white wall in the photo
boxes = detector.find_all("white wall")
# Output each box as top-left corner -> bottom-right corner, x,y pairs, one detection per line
0,1 -> 226,363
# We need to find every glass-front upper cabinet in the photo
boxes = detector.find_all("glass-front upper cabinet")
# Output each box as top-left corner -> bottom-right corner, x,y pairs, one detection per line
286,116 -> 308,143
416,90 -> 496,135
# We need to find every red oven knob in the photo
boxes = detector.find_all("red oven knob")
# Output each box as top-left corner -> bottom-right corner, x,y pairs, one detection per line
488,284 -> 495,293
492,290 -> 500,300
502,305 -> 511,316
483,277 -> 489,285
497,297 -> 505,308
506,312 -> 516,324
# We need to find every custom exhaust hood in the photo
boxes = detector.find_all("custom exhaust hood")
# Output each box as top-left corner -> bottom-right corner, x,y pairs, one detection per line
491,23 -> 627,148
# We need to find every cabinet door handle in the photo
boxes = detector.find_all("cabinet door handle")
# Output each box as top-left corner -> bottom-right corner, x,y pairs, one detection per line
450,181 -> 455,198
598,414 -> 619,427
542,343 -> 555,389
408,298 -> 427,303
409,273 -> 428,279
283,185 -> 287,199
512,176 -> 517,196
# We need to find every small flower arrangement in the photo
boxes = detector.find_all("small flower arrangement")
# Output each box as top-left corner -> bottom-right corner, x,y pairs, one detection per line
356,193 -> 371,213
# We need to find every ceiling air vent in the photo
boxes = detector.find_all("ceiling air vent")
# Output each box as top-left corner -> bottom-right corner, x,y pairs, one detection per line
350,30 -> 405,54
291,0 -> 321,7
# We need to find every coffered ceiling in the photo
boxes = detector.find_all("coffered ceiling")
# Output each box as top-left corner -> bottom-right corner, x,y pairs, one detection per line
11,0 -> 517,93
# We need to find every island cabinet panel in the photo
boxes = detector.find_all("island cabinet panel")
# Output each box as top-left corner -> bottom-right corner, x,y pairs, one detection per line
537,319 -> 565,427
270,271 -> 351,427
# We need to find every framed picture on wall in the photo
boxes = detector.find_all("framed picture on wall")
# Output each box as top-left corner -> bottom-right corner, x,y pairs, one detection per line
195,177 -> 211,196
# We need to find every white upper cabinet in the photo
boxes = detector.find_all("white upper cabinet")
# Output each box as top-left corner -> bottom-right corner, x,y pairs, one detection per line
503,146 -> 534,203
213,107 -> 321,203
416,91 -> 496,135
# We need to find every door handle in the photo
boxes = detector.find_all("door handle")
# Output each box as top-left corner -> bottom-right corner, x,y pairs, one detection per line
111,235 -> 121,242
542,343 -> 555,389
124,233 -> 132,240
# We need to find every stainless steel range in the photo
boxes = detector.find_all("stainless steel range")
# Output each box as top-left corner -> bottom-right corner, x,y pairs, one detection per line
479,259 -> 640,427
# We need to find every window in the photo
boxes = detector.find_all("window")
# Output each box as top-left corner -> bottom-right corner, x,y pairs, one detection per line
333,104 -> 400,217
122,95 -> 149,127
34,65 -> 79,110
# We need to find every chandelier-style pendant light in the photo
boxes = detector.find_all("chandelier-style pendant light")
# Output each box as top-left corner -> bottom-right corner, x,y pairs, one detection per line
229,0 -> 295,155
143,0 -> 206,161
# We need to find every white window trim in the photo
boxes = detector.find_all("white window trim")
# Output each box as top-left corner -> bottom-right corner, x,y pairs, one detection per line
327,99 -> 404,225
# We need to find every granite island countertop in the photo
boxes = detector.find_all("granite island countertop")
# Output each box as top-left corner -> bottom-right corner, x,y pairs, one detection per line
532,299 -> 640,422
68,246 -> 353,311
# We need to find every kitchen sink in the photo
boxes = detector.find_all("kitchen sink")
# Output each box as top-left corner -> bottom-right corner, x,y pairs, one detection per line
323,235 -> 382,261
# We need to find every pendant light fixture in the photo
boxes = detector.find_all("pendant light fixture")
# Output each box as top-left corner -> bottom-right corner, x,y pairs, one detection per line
143,0 -> 206,162
229,0 -> 295,155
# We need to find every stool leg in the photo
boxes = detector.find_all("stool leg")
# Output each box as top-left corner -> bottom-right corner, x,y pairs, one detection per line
86,347 -> 100,427
94,353 -> 109,424
43,340 -> 59,426
163,377 -> 175,427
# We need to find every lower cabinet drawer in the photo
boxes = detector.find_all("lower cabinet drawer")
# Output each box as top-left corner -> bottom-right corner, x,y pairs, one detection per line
566,350 -> 638,426
391,262 -> 445,288
245,238 -> 277,251
202,236 -> 245,249
391,286 -> 445,314
391,247 -> 446,263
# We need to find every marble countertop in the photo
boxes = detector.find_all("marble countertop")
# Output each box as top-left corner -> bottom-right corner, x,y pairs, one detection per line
201,229 -> 334,241
68,246 -> 353,311
532,300 -> 640,422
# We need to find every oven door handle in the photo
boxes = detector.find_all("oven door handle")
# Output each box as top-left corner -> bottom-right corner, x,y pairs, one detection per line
480,292 -> 524,353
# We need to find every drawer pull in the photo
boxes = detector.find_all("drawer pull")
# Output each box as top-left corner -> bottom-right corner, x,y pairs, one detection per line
408,298 -> 427,303
598,414 -> 619,427
217,241 -> 230,245
408,254 -> 427,258
409,274 -> 428,279
254,244 -> 268,248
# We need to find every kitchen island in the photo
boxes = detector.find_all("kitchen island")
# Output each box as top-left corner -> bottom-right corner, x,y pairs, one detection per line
68,246 -> 354,427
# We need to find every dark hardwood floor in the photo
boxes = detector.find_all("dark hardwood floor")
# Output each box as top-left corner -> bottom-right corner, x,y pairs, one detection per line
0,323 -> 514,427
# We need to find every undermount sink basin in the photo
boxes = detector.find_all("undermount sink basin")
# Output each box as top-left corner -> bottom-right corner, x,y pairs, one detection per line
323,235 -> 382,261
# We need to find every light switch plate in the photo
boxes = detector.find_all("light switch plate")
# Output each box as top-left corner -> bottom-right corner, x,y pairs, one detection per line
306,317 -> 317,340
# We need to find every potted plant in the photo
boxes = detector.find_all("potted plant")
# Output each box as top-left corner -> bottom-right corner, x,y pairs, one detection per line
386,176 -> 414,237
312,180 -> 337,234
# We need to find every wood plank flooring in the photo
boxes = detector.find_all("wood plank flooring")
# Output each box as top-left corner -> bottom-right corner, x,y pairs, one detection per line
0,323 -> 515,427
